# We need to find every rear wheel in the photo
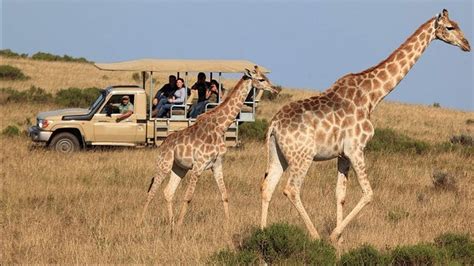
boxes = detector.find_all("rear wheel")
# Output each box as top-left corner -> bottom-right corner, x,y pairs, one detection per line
49,132 -> 81,153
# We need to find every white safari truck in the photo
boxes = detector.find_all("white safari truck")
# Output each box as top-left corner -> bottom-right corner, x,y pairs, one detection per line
28,59 -> 270,152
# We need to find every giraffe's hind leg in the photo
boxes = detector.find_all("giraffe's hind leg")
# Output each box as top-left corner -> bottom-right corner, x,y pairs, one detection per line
261,135 -> 287,229
283,158 -> 320,239
163,163 -> 188,229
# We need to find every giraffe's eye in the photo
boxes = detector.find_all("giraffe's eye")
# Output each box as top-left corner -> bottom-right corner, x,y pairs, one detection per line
446,26 -> 455,31
258,79 -> 266,82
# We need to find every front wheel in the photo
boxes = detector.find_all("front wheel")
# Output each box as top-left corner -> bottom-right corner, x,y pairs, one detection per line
49,132 -> 81,153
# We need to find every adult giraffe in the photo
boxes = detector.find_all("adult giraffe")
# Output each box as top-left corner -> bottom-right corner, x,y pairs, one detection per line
260,9 -> 470,244
141,66 -> 277,227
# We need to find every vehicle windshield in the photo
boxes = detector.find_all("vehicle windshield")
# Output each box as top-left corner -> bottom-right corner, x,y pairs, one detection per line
89,90 -> 106,111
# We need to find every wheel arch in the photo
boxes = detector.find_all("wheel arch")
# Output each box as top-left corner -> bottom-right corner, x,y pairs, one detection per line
48,128 -> 85,148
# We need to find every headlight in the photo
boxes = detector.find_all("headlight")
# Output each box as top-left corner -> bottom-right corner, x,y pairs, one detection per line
38,119 -> 52,128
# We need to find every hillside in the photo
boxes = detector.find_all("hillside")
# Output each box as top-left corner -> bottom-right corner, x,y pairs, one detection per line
1,57 -> 473,263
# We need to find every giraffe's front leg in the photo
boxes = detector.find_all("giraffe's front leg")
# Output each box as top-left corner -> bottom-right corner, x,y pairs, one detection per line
212,156 -> 229,221
176,163 -> 206,227
330,149 -> 373,243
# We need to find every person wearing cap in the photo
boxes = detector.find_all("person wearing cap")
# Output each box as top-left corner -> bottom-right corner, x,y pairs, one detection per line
116,95 -> 134,122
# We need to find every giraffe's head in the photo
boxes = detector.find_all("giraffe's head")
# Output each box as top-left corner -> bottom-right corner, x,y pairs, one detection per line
434,9 -> 471,52
245,66 -> 280,94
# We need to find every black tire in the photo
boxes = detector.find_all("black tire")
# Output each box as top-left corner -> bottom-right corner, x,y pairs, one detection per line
49,132 -> 81,153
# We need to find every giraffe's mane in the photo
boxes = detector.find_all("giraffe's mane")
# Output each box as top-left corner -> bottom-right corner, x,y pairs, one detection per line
195,77 -> 247,122
350,17 -> 436,77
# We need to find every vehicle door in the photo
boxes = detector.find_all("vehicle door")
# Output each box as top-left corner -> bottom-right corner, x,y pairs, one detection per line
92,94 -> 138,143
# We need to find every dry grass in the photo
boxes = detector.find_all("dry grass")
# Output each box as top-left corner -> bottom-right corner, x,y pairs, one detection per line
1,58 -> 473,263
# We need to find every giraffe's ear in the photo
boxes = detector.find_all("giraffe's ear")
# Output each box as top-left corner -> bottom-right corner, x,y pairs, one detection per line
245,68 -> 253,77
442,9 -> 449,18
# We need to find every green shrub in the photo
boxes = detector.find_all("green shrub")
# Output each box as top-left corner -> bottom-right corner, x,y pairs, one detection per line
242,223 -> 309,263
209,249 -> 259,265
55,87 -> 101,107
2,125 -> 21,137
303,239 -> 337,265
0,65 -> 29,80
0,49 -> 28,58
389,243 -> 445,265
434,233 -> 474,264
0,86 -> 52,103
366,128 -> 430,154
339,244 -> 385,266
239,119 -> 269,142
432,102 -> 441,108
31,52 -> 90,63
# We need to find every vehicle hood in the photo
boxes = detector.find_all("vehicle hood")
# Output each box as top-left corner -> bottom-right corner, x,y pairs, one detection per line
37,108 -> 90,120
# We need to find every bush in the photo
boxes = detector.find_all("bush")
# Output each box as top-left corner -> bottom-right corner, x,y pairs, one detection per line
2,125 -> 21,137
0,86 -> 52,103
389,243 -> 445,265
55,87 -> 101,107
432,102 -> 441,108
450,134 -> 473,147
366,128 -> 430,154
0,49 -> 28,58
339,244 -> 385,266
302,240 -> 337,265
434,233 -> 474,264
239,119 -> 269,142
31,52 -> 90,63
466,119 -> 474,125
431,170 -> 457,191
209,249 -> 259,265
0,65 -> 29,80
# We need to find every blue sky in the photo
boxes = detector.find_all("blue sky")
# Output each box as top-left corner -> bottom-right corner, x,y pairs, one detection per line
1,0 -> 473,110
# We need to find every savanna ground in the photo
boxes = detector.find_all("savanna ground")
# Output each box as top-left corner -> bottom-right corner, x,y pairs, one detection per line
1,57 -> 473,263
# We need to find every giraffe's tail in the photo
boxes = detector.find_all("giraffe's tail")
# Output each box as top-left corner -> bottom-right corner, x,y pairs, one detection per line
264,121 -> 276,179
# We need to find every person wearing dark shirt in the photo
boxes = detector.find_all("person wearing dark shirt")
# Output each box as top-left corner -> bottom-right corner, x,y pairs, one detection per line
189,72 -> 212,118
152,75 -> 176,117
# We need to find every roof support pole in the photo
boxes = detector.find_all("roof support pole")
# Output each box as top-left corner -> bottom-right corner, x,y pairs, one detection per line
218,72 -> 222,103
142,71 -> 146,90
149,71 -> 154,119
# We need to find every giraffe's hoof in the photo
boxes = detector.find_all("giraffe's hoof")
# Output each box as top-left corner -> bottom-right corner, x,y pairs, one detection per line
329,231 -> 342,245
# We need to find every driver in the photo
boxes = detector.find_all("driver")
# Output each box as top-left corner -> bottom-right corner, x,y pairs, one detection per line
116,95 -> 134,122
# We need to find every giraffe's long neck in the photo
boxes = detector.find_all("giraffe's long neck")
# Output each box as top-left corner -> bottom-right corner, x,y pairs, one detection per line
207,77 -> 253,133
359,17 -> 437,113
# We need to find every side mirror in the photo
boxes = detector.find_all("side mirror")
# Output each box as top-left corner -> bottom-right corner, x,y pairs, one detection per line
105,104 -> 113,117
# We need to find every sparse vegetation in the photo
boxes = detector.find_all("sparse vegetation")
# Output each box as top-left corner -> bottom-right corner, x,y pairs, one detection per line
432,170 -> 457,191
387,208 -> 410,223
0,65 -> 29,80
432,102 -> 441,108
466,119 -> 474,125
0,87 -> 100,107
450,134 -> 473,146
2,125 -> 21,137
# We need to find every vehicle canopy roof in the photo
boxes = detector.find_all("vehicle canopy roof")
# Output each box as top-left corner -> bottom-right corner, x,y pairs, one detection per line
94,58 -> 270,73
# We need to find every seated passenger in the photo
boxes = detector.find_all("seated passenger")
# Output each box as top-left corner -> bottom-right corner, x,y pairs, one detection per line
152,75 -> 176,117
189,73 -> 218,118
116,95 -> 134,122
207,79 -> 221,103
156,78 -> 186,118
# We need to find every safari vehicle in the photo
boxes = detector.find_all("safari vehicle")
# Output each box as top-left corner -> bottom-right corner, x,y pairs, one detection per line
28,59 -> 270,152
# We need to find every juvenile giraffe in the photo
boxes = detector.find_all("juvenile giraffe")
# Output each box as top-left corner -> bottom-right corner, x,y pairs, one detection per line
260,9 -> 470,244
142,66 -> 277,227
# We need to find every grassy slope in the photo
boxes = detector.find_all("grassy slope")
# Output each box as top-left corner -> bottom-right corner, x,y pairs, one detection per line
1,57 -> 473,263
